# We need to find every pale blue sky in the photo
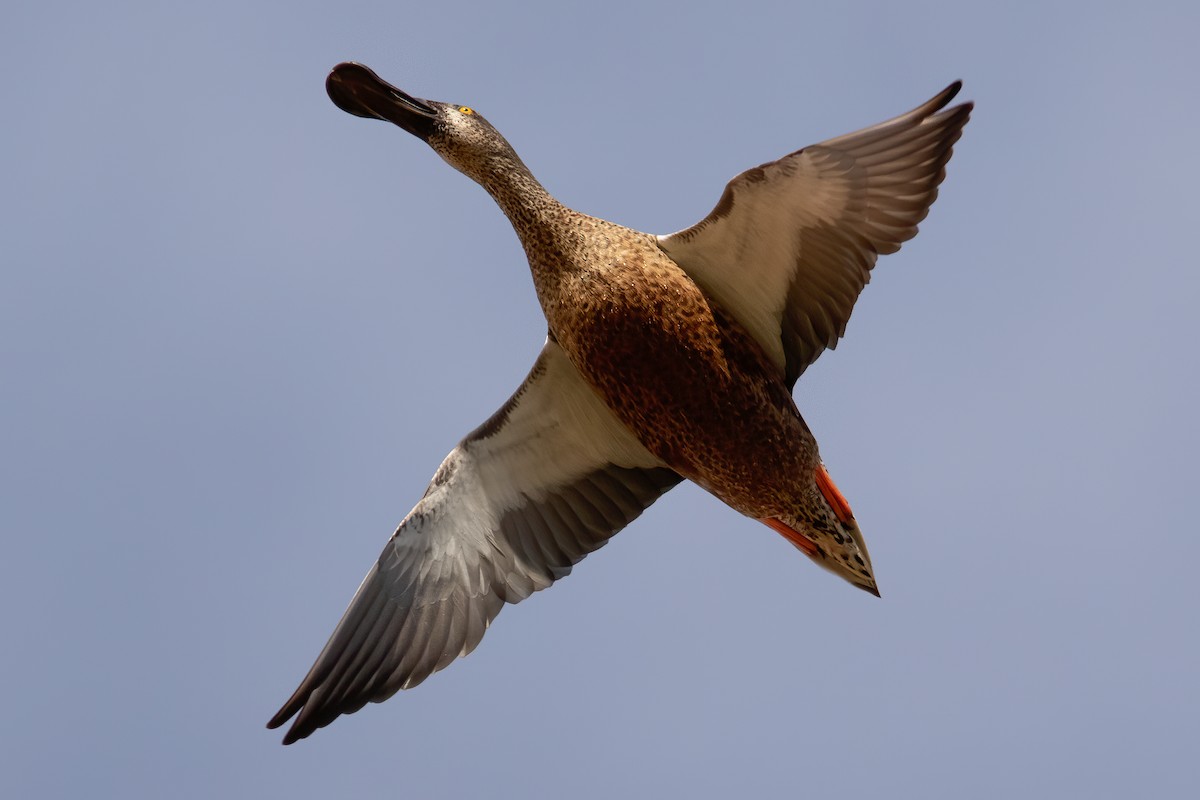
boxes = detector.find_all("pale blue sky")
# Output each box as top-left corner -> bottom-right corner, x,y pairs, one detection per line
3,1 -> 1197,797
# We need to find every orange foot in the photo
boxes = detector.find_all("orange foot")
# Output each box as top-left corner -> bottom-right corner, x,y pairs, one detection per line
761,517 -> 821,558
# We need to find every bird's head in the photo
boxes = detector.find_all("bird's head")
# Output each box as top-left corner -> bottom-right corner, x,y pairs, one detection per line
326,62 -> 529,189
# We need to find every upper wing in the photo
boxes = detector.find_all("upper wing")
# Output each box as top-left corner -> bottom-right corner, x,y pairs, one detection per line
658,82 -> 972,388
268,338 -> 681,743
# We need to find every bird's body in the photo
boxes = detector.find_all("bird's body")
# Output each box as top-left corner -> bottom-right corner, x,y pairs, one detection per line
268,63 -> 971,743
524,210 -> 822,528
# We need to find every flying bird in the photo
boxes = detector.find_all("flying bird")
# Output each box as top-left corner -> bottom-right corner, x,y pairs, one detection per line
269,63 -> 971,744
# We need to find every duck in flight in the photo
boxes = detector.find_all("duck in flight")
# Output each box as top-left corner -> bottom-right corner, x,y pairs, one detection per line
268,63 -> 971,744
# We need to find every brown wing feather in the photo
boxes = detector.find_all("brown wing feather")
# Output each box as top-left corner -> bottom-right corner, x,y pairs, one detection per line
659,83 -> 972,387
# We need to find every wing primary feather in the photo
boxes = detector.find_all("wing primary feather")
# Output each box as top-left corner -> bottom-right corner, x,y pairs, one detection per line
659,83 -> 970,387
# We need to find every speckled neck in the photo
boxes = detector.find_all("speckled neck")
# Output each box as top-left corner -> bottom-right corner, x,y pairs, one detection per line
479,157 -> 566,238
466,150 -> 594,325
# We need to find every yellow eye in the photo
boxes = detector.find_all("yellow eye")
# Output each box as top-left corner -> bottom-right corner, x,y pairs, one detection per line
458,106 -> 475,115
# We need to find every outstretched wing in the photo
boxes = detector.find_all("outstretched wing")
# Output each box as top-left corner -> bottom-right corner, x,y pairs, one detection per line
658,82 -> 972,388
268,339 -> 680,743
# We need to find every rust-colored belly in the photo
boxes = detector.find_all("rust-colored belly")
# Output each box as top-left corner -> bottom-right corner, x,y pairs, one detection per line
551,251 -> 819,519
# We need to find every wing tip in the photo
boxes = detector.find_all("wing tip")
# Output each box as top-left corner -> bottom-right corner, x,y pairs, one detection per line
279,724 -> 309,746
266,711 -> 292,731
924,80 -> 970,119
266,695 -> 332,745
265,694 -> 310,744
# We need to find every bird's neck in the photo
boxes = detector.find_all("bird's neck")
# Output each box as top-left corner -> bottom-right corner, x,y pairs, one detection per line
476,160 -> 605,332
479,159 -> 569,238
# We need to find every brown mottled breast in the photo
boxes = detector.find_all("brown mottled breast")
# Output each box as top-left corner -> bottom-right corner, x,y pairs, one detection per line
537,216 -> 822,521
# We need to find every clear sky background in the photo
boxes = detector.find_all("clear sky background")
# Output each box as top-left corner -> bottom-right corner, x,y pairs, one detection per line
3,1 -> 1197,797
